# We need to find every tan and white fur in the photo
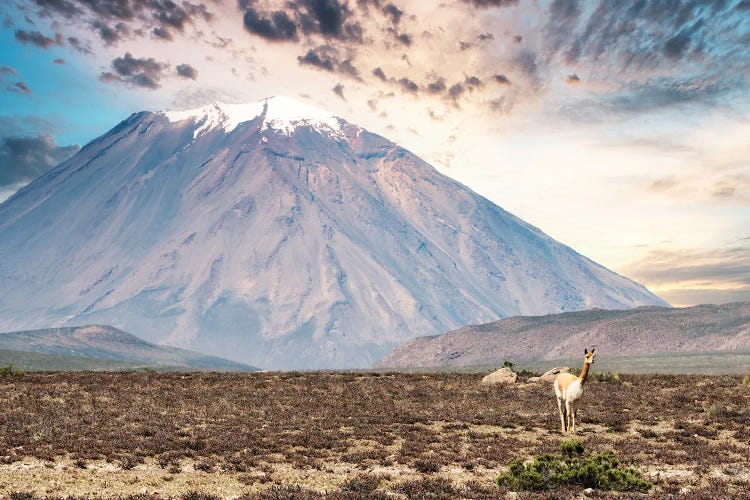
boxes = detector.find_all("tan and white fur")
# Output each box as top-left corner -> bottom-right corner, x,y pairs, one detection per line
554,348 -> 595,434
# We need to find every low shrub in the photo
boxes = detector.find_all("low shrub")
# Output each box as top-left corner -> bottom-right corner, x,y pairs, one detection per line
496,441 -> 651,492
0,365 -> 24,377
340,473 -> 381,494
414,458 -> 440,473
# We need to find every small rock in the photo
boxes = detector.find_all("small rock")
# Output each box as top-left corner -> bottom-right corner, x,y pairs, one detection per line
481,367 -> 518,385
583,487 -> 595,496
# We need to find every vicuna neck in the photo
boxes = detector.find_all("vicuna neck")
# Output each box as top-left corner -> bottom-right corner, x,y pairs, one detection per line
579,362 -> 591,384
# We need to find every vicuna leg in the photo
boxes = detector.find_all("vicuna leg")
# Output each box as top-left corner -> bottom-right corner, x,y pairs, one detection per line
565,401 -> 573,433
557,398 -> 567,433
571,407 -> 577,434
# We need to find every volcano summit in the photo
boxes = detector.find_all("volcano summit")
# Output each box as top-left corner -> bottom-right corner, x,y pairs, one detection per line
0,96 -> 667,369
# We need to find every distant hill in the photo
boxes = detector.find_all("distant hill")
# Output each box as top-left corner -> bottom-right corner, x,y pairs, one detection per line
0,348 -> 145,371
374,302 -> 750,369
0,325 -> 256,371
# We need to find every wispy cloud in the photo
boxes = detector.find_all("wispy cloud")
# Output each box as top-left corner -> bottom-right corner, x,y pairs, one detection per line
623,245 -> 750,306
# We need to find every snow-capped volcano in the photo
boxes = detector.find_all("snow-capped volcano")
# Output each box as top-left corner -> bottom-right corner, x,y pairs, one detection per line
0,96 -> 668,369
162,96 -> 346,138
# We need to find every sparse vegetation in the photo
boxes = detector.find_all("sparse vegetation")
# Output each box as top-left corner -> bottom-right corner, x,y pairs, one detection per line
500,359 -> 540,379
0,371 -> 749,497
496,440 -> 651,492
0,364 -> 24,376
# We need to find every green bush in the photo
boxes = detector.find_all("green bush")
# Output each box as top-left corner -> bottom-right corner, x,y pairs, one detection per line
496,441 -> 651,493
499,360 -> 540,379
0,365 -> 24,377
560,440 -> 584,457
743,372 -> 750,386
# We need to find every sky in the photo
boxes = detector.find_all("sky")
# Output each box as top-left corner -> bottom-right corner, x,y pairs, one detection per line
1,0 -> 749,308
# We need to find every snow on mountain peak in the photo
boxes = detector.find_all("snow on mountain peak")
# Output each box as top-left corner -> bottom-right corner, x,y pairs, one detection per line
162,96 -> 344,139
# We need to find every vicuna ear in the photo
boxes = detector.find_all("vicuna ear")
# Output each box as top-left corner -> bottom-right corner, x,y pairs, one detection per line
591,348 -> 595,353
584,348 -> 588,354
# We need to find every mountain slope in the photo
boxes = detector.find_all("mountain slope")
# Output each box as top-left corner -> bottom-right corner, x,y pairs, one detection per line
0,325 -> 255,370
374,302 -> 750,369
0,96 -> 666,369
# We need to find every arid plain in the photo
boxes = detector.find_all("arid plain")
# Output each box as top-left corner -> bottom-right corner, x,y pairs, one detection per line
1,370 -> 749,498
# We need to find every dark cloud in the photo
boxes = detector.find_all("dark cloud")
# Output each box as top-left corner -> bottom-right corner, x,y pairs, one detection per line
298,48 -> 335,71
296,0 -> 363,42
176,63 -> 198,80
427,77 -> 446,94
398,77 -> 418,93
464,75 -> 482,87
14,29 -> 64,49
338,59 -> 360,79
243,8 -> 298,41
566,73 -> 581,84
0,135 -> 80,188
91,20 -> 130,44
460,0 -> 519,8
494,74 -> 510,85
448,83 -> 464,100
382,3 -> 403,25
395,32 -> 412,46
372,67 -> 386,81
332,82 -> 345,99
67,36 -> 92,54
663,30 -> 692,60
297,45 -> 360,79
241,0 -> 365,43
100,52 -> 169,89
27,0 -> 215,47
153,25 -> 173,40
53,58 -> 65,64
9,82 -> 32,94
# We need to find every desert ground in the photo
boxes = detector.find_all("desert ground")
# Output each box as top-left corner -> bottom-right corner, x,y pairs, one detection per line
1,369 -> 750,498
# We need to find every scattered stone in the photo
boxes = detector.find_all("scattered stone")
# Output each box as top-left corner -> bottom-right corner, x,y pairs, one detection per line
583,487 -> 595,496
481,367 -> 517,385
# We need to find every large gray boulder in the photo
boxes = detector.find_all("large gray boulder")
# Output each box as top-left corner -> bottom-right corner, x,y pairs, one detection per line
481,367 -> 518,385
528,366 -> 571,383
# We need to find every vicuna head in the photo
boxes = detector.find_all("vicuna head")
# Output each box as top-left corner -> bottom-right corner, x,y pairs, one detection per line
584,348 -> 595,365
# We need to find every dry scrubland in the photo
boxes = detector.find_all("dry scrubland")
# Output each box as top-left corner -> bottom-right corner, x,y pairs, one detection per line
1,371 -> 750,498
